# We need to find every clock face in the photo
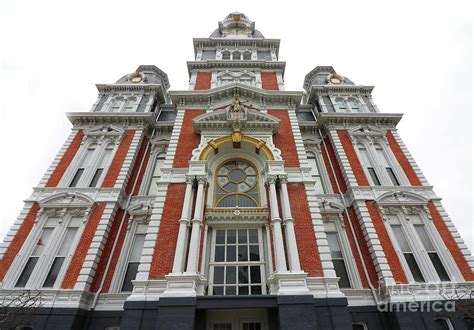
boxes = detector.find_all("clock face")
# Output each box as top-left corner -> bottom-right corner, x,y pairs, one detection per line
130,76 -> 142,83
330,77 -> 341,84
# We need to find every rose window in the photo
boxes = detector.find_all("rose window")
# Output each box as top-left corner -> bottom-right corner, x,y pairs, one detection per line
215,160 -> 259,207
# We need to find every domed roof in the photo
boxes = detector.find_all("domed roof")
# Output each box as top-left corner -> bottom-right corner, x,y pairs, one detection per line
210,12 -> 264,38
303,66 -> 355,91
115,65 -> 170,89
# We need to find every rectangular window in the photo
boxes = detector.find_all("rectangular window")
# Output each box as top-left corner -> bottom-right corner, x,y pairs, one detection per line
386,168 -> 400,186
89,168 -> 103,187
148,157 -> 165,195
16,228 -> 54,287
414,225 -> 450,281
43,227 -> 78,287
89,145 -> 113,187
367,167 -> 381,186
391,225 -> 425,282
211,229 -> 264,296
307,156 -> 325,194
121,234 -> 146,292
69,168 -> 84,187
326,232 -> 351,288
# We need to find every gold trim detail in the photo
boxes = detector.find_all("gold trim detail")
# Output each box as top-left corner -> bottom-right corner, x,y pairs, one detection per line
199,134 -> 274,160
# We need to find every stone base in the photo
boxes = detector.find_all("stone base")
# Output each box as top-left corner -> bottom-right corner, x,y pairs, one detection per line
267,272 -> 310,295
306,277 -> 346,298
161,273 -> 208,297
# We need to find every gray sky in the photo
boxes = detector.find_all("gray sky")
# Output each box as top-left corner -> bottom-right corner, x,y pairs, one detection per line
1,0 -> 472,252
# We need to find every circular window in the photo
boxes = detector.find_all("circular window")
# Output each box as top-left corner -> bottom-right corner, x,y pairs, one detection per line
215,160 -> 259,207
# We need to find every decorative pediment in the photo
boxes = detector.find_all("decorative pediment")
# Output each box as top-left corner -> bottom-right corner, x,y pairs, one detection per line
193,98 -> 280,134
83,124 -> 124,144
376,191 -> 428,207
319,199 -> 345,215
38,192 -> 95,219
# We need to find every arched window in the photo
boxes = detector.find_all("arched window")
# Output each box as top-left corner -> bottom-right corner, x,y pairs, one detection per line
69,144 -> 96,187
335,97 -> 347,111
110,97 -> 124,112
243,51 -> 252,60
215,159 -> 259,207
123,97 -> 137,112
233,51 -> 241,60
348,98 -> 360,112
222,50 -> 231,60
357,144 -> 381,186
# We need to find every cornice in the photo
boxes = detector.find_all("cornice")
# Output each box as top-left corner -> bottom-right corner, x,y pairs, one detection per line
66,112 -> 156,128
187,60 -> 285,77
192,38 -> 280,55
95,84 -> 167,103
169,83 -> 302,108
315,112 -> 403,129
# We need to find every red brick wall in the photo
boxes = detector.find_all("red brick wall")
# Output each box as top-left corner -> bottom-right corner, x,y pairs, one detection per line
386,131 -> 422,186
287,184 -> 323,277
338,130 -> 369,186
195,72 -> 212,90
268,110 -> 300,167
90,209 -> 129,293
261,72 -> 279,90
343,207 -> 379,287
61,203 -> 106,289
149,184 -> 186,279
46,130 -> 84,187
0,203 -> 40,281
102,130 -> 135,188
428,201 -> 474,281
173,110 -> 205,168
366,201 -> 408,284
125,137 -> 151,195
321,137 -> 347,193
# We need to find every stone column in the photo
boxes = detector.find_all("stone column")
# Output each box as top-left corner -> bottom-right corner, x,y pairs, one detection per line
268,176 -> 287,272
172,176 -> 195,273
279,176 -> 302,272
186,176 -> 207,273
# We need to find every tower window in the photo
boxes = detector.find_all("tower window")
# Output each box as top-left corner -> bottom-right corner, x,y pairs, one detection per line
327,232 -> 351,288
307,152 -> 325,194
348,98 -> 360,112
391,224 -> 425,282
414,224 -> 450,281
215,160 -> 259,208
222,51 -> 231,60
69,144 -> 96,187
121,232 -> 146,292
336,97 -> 347,111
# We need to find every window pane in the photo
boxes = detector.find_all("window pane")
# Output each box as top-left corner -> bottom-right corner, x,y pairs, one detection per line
121,262 -> 139,292
249,245 -> 260,261
69,168 -> 84,187
238,229 -> 247,243
32,228 -> 54,256
249,230 -> 258,243
434,318 -> 451,330
404,253 -> 425,282
414,225 -> 435,251
238,246 -> 248,261
238,286 -> 249,295
250,266 -> 261,283
386,168 -> 400,186
227,230 -> 236,244
368,168 -> 381,185
226,246 -> 236,262
89,168 -> 104,187
15,257 -> 39,287
215,246 -> 225,262
213,286 -> 224,295
429,253 -> 450,281
226,266 -> 236,284
216,230 -> 225,244
214,267 -> 224,284
43,257 -> 65,287
225,286 -> 236,295
391,225 -> 411,252
327,233 -> 343,259
251,286 -> 262,295
238,266 -> 249,284
333,260 -> 351,288
57,228 -> 78,256
129,234 -> 146,262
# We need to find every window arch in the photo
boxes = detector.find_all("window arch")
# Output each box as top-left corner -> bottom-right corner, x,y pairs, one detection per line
243,51 -> 252,60
348,98 -> 360,112
110,97 -> 124,112
214,159 -> 259,207
123,97 -> 137,112
233,51 -> 241,60
222,50 -> 231,60
336,97 -> 347,111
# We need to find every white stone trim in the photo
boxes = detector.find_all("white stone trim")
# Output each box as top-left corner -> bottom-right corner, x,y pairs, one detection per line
431,200 -> 474,271
352,201 -> 395,285
162,108 -> 186,171
328,130 -> 357,187
0,202 -> 36,259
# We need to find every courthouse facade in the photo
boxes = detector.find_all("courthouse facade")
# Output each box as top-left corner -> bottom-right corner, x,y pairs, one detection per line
0,13 -> 473,330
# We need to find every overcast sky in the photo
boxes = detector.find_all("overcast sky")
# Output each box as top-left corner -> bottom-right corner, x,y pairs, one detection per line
1,1 -> 472,252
